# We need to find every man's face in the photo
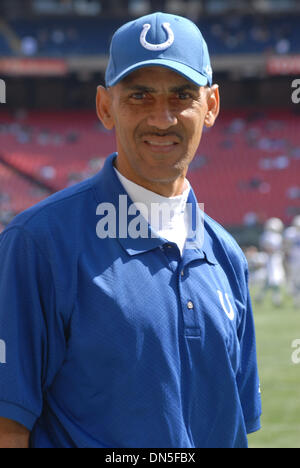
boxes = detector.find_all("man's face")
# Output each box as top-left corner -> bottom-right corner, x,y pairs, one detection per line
97,66 -> 219,194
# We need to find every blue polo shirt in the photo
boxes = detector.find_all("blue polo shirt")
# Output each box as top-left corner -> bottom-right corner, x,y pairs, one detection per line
0,153 -> 261,448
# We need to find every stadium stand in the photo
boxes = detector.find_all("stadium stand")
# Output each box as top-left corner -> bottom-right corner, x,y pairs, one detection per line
0,108 -> 299,230
0,14 -> 299,57
0,34 -> 12,56
0,0 -> 299,236
0,158 -> 49,230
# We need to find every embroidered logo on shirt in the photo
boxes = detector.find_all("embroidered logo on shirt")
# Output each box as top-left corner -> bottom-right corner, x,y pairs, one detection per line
217,290 -> 235,321
140,23 -> 175,51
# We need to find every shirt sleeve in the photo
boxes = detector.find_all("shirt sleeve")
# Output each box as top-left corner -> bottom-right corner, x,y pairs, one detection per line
236,266 -> 262,434
0,226 -> 66,430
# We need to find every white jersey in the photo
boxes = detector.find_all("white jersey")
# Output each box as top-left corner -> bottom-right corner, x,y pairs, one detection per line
260,230 -> 283,253
259,230 -> 285,286
284,227 -> 300,271
246,250 -> 268,286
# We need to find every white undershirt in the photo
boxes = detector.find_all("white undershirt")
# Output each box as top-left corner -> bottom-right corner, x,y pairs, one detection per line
114,168 -> 191,255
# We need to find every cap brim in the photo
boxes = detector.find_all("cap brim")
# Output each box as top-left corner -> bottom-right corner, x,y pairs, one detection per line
106,59 -> 210,88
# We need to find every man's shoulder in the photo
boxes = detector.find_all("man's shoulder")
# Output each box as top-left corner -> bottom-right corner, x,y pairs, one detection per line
0,173 -> 104,262
7,174 -> 99,233
204,213 -> 248,270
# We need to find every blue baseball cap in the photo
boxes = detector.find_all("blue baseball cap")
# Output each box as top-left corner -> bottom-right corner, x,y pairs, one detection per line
105,12 -> 213,88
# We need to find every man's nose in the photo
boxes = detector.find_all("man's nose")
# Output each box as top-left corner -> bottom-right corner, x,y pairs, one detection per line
147,98 -> 178,129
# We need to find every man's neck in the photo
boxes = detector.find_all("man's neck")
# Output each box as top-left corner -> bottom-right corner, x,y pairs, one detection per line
114,157 -> 187,198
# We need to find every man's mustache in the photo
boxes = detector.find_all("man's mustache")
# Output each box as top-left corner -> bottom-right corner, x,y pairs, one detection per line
138,130 -> 183,141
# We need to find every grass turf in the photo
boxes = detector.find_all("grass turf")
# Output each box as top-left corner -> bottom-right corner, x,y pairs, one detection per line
248,287 -> 300,448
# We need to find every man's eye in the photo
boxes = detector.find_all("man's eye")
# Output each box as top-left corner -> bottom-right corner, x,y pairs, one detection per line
178,92 -> 192,100
130,92 -> 146,100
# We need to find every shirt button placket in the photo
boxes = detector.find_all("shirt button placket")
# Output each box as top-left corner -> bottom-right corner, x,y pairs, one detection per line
178,264 -> 201,336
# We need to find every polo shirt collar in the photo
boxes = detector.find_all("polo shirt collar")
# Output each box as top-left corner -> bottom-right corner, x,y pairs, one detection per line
93,153 -> 218,264
186,188 -> 218,265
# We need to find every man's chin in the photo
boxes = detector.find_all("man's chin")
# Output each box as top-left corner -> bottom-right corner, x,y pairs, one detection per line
138,165 -> 184,185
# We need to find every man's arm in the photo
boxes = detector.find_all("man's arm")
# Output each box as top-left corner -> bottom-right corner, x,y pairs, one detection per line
0,417 -> 30,448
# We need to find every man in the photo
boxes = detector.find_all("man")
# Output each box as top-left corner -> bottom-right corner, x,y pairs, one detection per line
255,217 -> 285,307
0,12 -> 261,448
283,215 -> 300,308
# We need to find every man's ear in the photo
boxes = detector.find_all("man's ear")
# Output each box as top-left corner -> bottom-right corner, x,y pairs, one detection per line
204,84 -> 220,128
96,85 -> 115,130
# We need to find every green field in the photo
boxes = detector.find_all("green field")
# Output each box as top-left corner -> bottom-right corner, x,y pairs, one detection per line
248,287 -> 300,448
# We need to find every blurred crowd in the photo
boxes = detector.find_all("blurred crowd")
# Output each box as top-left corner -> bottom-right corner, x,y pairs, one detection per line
245,215 -> 300,309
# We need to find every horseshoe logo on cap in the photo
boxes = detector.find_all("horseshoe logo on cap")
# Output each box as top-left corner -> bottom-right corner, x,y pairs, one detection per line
140,22 -> 175,51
